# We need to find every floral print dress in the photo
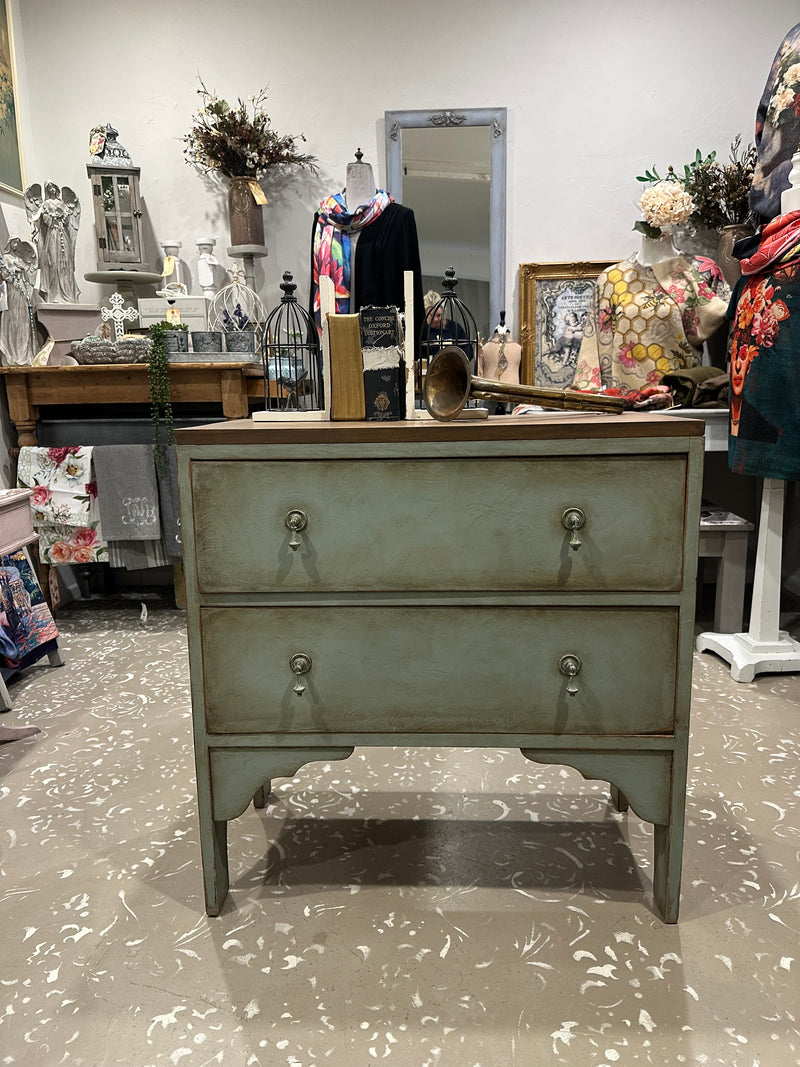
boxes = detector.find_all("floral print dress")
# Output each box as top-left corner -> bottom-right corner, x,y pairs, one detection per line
728,213 -> 800,480
750,22 -> 800,223
16,447 -> 108,565
572,255 -> 730,392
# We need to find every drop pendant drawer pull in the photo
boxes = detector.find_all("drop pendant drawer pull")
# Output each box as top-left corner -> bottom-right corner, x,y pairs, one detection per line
561,507 -> 586,550
285,509 -> 308,550
289,653 -> 312,695
558,654 -> 582,696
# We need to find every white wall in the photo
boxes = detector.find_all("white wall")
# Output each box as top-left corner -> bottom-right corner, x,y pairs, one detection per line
4,0 -> 796,312
0,0 -> 796,484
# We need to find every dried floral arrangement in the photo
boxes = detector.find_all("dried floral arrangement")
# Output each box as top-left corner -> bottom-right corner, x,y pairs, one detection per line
183,80 -> 318,181
683,137 -> 757,230
636,137 -> 757,232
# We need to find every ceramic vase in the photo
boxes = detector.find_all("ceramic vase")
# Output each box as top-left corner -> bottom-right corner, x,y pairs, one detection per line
228,177 -> 265,246
716,224 -> 754,288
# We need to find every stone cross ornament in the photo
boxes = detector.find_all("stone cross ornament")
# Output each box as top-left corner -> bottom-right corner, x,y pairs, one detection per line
101,291 -> 138,340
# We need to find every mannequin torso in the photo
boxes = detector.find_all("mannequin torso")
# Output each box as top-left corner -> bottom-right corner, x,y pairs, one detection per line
480,330 -> 522,383
344,160 -> 377,290
344,161 -> 377,213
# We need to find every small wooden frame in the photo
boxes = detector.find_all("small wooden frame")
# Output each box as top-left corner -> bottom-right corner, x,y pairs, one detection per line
519,261 -> 614,386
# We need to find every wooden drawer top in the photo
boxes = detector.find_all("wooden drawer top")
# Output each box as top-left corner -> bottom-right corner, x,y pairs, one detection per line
175,411 -> 704,447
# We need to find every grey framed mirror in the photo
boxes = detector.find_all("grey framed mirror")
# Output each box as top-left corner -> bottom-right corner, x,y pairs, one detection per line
384,107 -> 507,342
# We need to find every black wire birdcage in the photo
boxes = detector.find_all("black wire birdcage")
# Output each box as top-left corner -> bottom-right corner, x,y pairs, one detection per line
260,271 -> 323,414
418,267 -> 479,401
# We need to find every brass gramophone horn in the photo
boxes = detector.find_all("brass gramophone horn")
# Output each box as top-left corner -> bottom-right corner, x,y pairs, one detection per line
422,346 -> 627,421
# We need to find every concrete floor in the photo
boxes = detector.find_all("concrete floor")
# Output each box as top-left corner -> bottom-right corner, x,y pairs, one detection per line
0,603 -> 799,1066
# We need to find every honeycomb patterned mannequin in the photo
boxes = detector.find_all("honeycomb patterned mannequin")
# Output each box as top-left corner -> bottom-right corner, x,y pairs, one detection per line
571,251 -> 730,392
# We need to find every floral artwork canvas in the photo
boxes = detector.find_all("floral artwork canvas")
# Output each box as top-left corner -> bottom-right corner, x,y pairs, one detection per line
0,549 -> 58,668
0,0 -> 24,196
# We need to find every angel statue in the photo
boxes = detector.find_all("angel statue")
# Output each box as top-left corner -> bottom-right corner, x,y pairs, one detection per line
24,182 -> 81,303
0,238 -> 40,366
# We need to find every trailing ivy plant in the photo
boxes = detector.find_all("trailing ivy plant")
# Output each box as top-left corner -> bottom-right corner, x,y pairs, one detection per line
148,321 -> 176,476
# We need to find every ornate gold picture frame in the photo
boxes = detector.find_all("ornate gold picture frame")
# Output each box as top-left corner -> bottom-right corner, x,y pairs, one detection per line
519,261 -> 614,386
0,0 -> 24,196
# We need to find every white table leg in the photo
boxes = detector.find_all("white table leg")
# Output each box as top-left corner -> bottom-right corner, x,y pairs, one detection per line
697,478 -> 800,682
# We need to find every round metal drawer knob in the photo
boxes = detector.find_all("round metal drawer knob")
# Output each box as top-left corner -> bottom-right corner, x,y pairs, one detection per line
285,509 -> 308,550
558,653 -> 582,696
561,507 -> 586,550
289,653 -> 312,695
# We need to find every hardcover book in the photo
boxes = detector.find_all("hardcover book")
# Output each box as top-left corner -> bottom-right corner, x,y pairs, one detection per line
359,306 -> 405,421
327,314 -> 366,420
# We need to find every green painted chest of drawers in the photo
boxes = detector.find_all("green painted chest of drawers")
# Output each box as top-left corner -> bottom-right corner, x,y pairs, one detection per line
176,412 -> 704,920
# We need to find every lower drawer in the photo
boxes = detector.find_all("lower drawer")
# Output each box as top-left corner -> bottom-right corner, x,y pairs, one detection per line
199,606 -> 678,735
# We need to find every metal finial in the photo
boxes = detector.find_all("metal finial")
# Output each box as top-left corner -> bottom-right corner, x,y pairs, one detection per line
499,310 -> 506,327
355,148 -> 364,163
280,270 -> 298,302
441,266 -> 458,293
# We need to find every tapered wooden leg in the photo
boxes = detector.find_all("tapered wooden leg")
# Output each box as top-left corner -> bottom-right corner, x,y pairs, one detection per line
198,816 -> 229,917
253,780 -> 272,809
610,784 -> 629,812
652,818 -> 684,923
196,749 -> 229,916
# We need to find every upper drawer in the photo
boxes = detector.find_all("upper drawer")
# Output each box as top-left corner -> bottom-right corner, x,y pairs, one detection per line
190,455 -> 687,594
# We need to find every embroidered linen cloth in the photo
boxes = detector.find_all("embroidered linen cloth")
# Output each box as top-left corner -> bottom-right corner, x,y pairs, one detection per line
17,447 -> 107,565
572,255 -> 730,392
728,211 -> 800,480
92,446 -> 169,571
93,445 -> 161,541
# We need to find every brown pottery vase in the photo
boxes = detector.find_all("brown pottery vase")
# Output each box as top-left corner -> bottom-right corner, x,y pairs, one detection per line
716,224 -> 754,288
228,176 -> 265,246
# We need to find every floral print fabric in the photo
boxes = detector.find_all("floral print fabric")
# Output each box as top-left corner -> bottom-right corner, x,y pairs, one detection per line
750,22 -> 800,223
572,255 -> 730,392
728,216 -> 800,479
17,447 -> 108,565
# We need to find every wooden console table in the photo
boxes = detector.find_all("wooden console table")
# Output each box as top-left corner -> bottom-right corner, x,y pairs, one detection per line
177,412 -> 703,922
0,363 -> 270,447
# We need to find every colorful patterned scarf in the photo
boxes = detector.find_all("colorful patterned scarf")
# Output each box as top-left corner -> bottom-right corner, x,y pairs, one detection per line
312,190 -> 393,329
739,210 -> 800,276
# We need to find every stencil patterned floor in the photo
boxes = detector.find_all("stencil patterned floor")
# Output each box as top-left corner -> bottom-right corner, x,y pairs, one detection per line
0,604 -> 799,1066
